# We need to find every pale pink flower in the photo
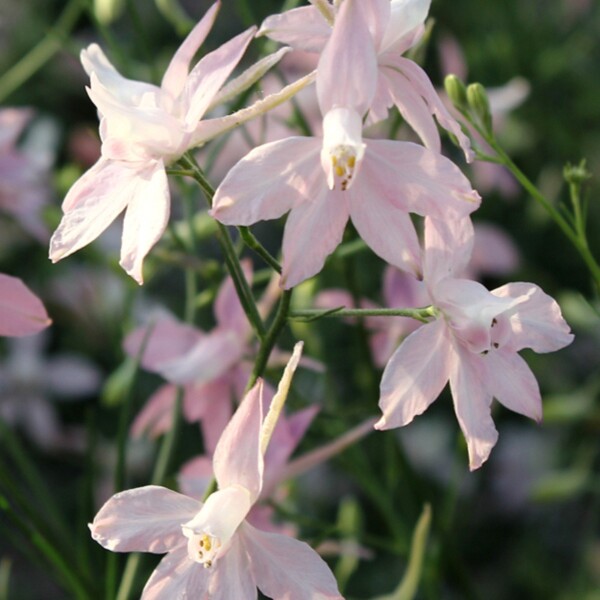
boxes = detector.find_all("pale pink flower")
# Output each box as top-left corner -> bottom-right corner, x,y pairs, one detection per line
0,273 -> 51,337
212,0 -> 480,289
90,350 -> 343,599
375,218 -> 574,469
125,263 -> 278,449
259,0 -> 472,158
49,2 -> 310,284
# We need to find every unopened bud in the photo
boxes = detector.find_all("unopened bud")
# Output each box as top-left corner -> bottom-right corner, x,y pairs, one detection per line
94,0 -> 125,24
564,159 -> 591,186
444,74 -> 468,112
466,83 -> 493,134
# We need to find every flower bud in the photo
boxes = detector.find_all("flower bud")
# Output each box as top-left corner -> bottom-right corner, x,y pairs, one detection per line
444,74 -> 468,112
466,82 -> 493,134
563,159 -> 591,186
93,0 -> 125,24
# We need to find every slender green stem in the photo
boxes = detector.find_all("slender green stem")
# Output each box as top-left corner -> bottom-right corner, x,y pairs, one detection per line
246,289 -> 293,392
0,0 -> 84,102
176,154 -> 266,340
472,121 -> 600,291
239,226 -> 282,273
289,306 -> 436,322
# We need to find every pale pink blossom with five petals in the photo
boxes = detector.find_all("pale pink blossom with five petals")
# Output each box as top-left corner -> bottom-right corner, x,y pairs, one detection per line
90,347 -> 343,599
212,0 -> 480,289
49,2 -> 308,284
376,218 -> 574,470
259,0 -> 472,158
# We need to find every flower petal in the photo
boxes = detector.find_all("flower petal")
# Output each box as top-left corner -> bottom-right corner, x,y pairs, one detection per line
317,0 -> 378,116
207,535 -> 256,600
142,547 -> 208,600
130,384 -> 179,439
348,172 -> 422,276
119,161 -> 170,284
90,485 -> 201,553
124,317 -> 204,371
423,216 -> 475,284
281,187 -> 349,289
0,274 -> 51,337
491,282 -> 574,353
240,522 -> 343,600
380,0 -> 431,53
182,26 -> 256,126
482,349 -> 542,422
381,56 -> 473,161
214,260 -> 253,336
211,137 -> 321,226
258,5 -> 331,52
161,2 -> 220,99
449,345 -> 498,470
376,319 -> 453,430
364,140 -> 480,220
49,159 -> 134,263
213,382 -> 264,499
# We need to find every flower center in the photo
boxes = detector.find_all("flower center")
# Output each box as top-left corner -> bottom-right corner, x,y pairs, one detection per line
187,531 -> 222,568
321,106 -> 365,192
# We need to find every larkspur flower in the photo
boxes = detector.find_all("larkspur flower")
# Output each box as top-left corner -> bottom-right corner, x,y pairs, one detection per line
259,0 -> 472,158
49,2 -> 312,283
375,218 -> 574,469
212,0 -> 479,289
90,345 -> 343,599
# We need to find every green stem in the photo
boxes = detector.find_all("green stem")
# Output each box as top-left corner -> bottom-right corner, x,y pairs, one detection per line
246,289 -> 293,392
475,124 -> 600,291
176,153 -> 266,340
289,306 -> 436,322
0,0 -> 84,102
239,226 -> 282,273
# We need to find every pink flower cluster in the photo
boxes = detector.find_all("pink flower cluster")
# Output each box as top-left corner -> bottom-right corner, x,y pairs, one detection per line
43,0 -> 574,597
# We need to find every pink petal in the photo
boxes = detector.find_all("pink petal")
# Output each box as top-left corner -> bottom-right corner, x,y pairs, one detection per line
0,108 -> 32,150
124,317 -> 204,371
161,2 -> 220,99
90,485 -> 201,553
211,137 -> 321,226
182,26 -> 256,126
482,349 -> 542,422
383,68 -> 441,152
423,216 -> 475,284
381,56 -> 473,161
491,282 -> 574,353
207,535 -> 256,599
240,522 -> 343,600
449,345 -> 498,470
376,319 -> 453,430
281,186 -> 349,289
157,329 -> 243,385
130,384 -> 178,439
348,172 -> 422,276
0,274 -> 51,337
433,278 -> 521,354
355,0 -> 391,51
263,405 -> 320,489
212,382 -> 264,500
49,159 -> 133,262
196,378 -> 234,453
364,140 -> 480,220
380,0 -> 431,53
317,0 -> 378,116
120,161 -> 170,284
469,222 -> 520,278
142,547 -> 208,599
258,6 -> 331,52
